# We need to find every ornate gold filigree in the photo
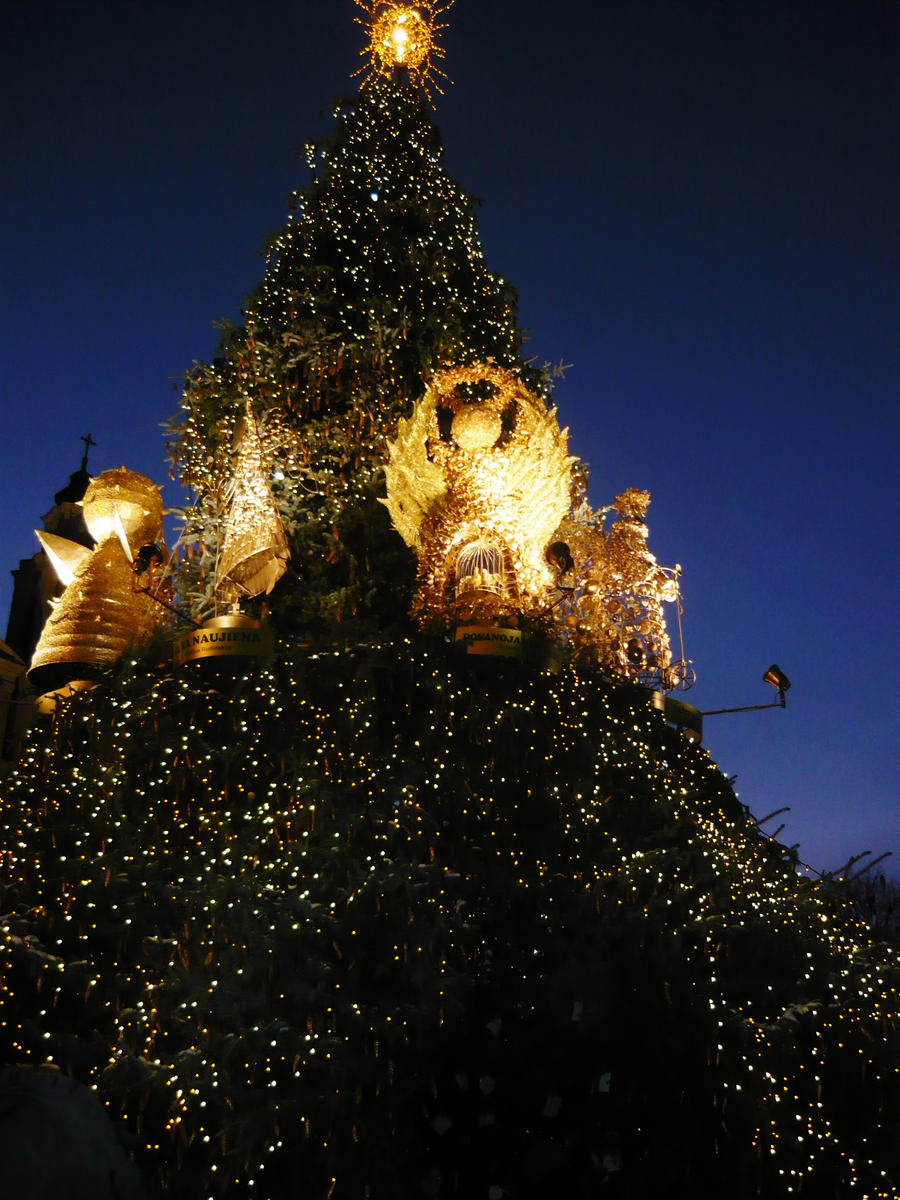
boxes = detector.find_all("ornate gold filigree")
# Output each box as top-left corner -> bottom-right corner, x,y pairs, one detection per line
383,363 -> 576,626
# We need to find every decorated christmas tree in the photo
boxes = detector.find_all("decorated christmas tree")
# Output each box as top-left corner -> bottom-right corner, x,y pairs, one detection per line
170,0 -> 521,635
1,5 -> 898,1199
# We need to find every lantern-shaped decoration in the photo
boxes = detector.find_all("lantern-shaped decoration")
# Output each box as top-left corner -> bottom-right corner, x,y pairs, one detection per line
455,540 -> 505,599
28,468 -> 165,696
382,363 -> 576,630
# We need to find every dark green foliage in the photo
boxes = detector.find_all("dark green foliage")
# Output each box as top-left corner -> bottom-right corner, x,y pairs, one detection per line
7,46 -> 898,1200
170,78 -> 524,631
1,644 -> 897,1198
833,870 -> 900,949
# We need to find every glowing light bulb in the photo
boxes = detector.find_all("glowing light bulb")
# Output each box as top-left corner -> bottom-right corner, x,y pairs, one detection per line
355,2 -> 453,98
391,21 -> 410,60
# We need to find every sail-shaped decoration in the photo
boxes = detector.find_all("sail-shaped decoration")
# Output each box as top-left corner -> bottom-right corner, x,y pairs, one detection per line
215,402 -> 290,604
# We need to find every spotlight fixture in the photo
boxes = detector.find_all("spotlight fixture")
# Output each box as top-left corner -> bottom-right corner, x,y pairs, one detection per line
762,664 -> 791,706
701,665 -> 792,718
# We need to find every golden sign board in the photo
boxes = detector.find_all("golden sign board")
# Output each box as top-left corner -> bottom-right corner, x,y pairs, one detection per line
173,614 -> 274,665
454,625 -> 522,658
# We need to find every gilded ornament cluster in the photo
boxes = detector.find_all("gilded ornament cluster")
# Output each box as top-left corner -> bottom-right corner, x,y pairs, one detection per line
382,362 -> 692,690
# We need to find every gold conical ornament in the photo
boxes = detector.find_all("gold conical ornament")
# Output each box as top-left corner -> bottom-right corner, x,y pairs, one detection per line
28,469 -> 165,696
382,363 -> 576,629
215,403 -> 289,605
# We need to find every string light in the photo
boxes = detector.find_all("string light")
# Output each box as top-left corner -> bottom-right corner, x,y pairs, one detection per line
215,402 -> 290,606
1,642 -> 897,1196
169,71 -> 519,626
4,7 -> 896,1198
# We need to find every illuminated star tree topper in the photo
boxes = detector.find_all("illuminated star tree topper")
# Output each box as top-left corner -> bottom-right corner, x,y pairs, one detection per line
355,1 -> 454,97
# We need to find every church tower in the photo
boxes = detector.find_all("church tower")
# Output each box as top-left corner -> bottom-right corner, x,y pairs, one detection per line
1,436 -> 95,759
4,435 -> 95,666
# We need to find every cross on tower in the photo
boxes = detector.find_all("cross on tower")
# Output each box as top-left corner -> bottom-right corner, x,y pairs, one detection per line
79,432 -> 96,472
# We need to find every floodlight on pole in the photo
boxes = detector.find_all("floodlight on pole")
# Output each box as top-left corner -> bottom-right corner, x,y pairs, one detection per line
762,664 -> 791,706
701,665 -> 792,718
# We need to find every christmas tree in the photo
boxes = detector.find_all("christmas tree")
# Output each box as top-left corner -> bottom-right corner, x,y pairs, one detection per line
171,1 -> 521,635
2,6 -> 898,1199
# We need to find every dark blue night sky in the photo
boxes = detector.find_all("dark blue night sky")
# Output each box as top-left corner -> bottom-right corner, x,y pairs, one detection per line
2,1 -> 897,872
